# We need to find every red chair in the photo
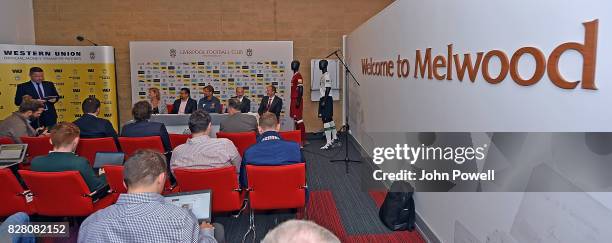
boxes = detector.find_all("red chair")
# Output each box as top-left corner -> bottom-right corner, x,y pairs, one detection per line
103,165 -> 127,194
216,131 -> 257,157
18,170 -> 114,216
118,136 -> 165,159
103,165 -> 177,195
174,167 -> 244,213
280,130 -> 302,145
169,134 -> 191,149
76,137 -> 119,167
0,136 -> 14,144
243,163 -> 307,240
20,136 -> 53,161
0,169 -> 35,216
166,104 -> 174,113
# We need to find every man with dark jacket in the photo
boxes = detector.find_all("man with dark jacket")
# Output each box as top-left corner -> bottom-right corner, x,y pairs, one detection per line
258,85 -> 283,120
233,87 -> 251,113
73,97 -> 118,146
171,88 -> 197,114
14,67 -> 60,128
240,112 -> 303,187
121,101 -> 172,153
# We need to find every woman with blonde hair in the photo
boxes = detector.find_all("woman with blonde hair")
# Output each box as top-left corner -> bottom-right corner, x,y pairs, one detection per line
148,87 -> 167,114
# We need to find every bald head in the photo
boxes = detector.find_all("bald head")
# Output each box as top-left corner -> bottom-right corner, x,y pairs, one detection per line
262,220 -> 340,243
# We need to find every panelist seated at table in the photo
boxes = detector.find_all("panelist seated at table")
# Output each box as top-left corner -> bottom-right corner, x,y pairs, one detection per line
258,85 -> 283,120
148,87 -> 167,114
198,85 -> 222,114
171,88 -> 197,114
232,87 -> 251,113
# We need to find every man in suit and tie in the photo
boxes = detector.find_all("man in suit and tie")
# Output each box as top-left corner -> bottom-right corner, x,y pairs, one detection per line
14,67 -> 60,128
258,85 -> 283,120
73,97 -> 119,145
170,88 -> 197,114
233,87 -> 251,113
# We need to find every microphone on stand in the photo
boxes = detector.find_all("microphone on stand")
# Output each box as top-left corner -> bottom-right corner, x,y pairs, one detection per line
76,35 -> 99,46
325,49 -> 341,59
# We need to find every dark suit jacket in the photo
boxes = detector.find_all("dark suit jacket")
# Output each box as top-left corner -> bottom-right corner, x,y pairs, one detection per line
73,114 -> 119,146
258,95 -> 283,119
232,96 -> 251,113
170,98 -> 197,114
14,81 -> 60,127
120,120 -> 172,152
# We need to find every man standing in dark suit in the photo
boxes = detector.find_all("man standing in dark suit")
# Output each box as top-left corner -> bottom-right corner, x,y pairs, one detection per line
170,88 -> 197,114
73,97 -> 119,145
14,67 -> 60,128
258,85 -> 283,120
233,87 -> 251,113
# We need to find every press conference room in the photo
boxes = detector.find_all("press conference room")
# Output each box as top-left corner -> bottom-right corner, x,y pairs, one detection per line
1,0 -> 611,243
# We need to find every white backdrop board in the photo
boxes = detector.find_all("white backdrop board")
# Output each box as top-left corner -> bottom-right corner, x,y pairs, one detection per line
345,0 -> 612,242
310,59 -> 340,101
129,41 -> 293,129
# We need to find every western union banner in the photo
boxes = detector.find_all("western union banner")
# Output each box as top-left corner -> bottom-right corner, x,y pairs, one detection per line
0,44 -> 119,130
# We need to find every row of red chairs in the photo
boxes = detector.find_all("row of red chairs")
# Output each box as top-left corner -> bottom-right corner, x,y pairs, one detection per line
0,130 -> 302,167
1,163 -> 306,220
0,168 -> 114,217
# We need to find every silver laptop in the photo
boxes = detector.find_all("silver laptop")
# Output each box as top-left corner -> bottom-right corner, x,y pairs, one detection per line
0,144 -> 28,168
93,152 -> 125,169
164,190 -> 212,223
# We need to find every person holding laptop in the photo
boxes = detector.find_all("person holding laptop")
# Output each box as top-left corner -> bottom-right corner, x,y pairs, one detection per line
78,150 -> 224,243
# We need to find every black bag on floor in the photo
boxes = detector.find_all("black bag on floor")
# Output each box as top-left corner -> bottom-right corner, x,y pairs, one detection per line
378,181 -> 415,231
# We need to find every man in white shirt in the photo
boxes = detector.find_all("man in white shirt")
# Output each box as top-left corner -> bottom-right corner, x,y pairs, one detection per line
171,88 -> 197,114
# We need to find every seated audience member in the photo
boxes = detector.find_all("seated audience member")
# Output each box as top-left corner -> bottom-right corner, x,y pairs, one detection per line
73,97 -> 118,143
262,220 -> 340,243
198,85 -> 222,113
0,99 -> 46,143
219,98 -> 258,133
233,86 -> 251,113
78,150 -> 224,243
148,87 -> 167,114
121,101 -> 172,152
171,110 -> 241,172
0,212 -> 35,243
30,122 -> 108,192
171,88 -> 198,114
240,112 -> 303,186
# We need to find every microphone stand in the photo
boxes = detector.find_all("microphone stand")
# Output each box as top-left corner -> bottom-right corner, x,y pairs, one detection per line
326,50 -> 362,174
